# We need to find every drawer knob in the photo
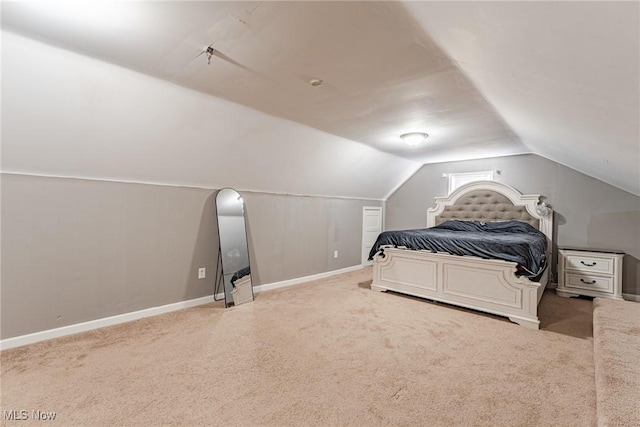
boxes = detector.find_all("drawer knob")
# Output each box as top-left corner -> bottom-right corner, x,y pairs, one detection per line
580,261 -> 597,267
580,278 -> 596,284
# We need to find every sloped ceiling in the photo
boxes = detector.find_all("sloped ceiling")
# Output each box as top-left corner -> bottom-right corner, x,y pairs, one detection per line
403,1 -> 640,196
1,1 -> 638,197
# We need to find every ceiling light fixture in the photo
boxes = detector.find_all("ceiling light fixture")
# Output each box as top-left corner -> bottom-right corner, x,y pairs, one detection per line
309,78 -> 323,87
400,132 -> 428,146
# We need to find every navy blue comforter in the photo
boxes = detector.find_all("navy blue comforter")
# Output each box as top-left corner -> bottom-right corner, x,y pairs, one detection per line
368,220 -> 547,277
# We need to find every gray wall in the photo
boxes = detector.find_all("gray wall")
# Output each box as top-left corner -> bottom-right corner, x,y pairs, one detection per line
1,174 -> 381,339
386,154 -> 640,296
242,192 -> 382,286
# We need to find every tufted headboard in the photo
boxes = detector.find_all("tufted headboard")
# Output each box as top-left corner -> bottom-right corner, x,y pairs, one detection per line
435,189 -> 539,228
427,181 -> 553,244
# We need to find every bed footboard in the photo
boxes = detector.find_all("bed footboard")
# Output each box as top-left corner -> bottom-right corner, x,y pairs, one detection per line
372,248 -> 547,329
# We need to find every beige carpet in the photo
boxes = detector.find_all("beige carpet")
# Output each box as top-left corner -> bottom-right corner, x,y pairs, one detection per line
593,298 -> 640,427
1,268 -> 596,426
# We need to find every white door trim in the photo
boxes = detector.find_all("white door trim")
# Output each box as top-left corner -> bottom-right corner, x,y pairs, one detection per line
362,206 -> 382,266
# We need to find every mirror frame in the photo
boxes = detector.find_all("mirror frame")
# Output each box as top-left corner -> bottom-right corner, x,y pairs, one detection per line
214,188 -> 253,307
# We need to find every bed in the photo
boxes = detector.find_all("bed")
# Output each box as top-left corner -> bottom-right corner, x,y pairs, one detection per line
370,180 -> 553,329
230,266 -> 253,306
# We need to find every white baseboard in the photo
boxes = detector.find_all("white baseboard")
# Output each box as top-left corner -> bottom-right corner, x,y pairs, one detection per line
0,295 -> 218,351
622,293 -> 640,302
254,264 -> 363,293
0,265 -> 363,351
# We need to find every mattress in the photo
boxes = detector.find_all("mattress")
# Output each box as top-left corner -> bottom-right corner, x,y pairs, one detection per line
368,220 -> 547,277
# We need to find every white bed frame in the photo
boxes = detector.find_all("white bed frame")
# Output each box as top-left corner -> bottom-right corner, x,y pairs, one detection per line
371,181 -> 553,329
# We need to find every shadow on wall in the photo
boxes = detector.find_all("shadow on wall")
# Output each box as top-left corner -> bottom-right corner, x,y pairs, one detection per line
588,210 -> 640,296
244,205 -> 259,288
185,191 -> 220,302
623,255 -> 639,297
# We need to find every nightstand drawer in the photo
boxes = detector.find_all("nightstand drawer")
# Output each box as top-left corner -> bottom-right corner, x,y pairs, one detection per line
565,273 -> 613,293
565,254 -> 614,275
557,248 -> 623,300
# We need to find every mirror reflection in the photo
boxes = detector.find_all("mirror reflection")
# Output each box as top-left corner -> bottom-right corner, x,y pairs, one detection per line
215,188 -> 253,307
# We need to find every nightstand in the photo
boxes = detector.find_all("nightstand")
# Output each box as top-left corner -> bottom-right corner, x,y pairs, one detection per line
556,247 -> 624,300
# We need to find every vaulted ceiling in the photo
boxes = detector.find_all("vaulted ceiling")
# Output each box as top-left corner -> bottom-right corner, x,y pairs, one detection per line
2,1 -> 638,197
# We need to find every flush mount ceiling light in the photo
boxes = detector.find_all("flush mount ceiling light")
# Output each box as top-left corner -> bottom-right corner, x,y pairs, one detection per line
400,132 -> 428,146
309,78 -> 324,87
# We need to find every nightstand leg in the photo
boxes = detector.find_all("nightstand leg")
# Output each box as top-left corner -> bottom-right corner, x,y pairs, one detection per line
556,289 -> 578,298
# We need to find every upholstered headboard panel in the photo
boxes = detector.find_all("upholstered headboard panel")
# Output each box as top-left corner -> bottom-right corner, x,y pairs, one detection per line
428,180 -> 552,247
434,189 -> 540,228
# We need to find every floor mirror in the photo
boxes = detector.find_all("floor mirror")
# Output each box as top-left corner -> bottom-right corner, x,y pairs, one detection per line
215,188 -> 253,307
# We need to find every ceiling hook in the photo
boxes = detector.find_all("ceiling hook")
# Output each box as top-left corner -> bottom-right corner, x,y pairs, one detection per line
206,46 -> 216,65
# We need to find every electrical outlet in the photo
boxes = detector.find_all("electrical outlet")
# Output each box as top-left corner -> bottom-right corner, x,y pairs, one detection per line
333,250 -> 338,258
198,268 -> 206,279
